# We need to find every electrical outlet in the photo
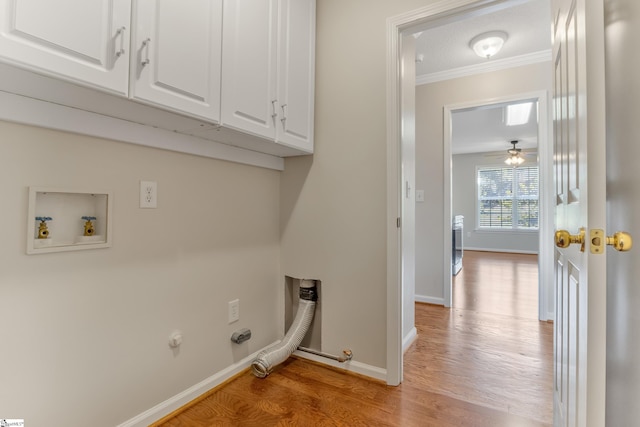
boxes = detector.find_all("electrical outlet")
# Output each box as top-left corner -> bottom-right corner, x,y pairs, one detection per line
140,181 -> 157,208
228,299 -> 239,324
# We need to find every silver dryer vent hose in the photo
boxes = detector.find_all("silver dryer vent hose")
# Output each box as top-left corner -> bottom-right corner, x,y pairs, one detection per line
252,282 -> 317,378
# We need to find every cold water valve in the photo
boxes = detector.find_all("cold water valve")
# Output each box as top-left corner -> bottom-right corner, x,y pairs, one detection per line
82,216 -> 96,236
36,216 -> 52,239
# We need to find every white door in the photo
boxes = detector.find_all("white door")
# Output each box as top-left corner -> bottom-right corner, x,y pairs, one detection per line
552,0 -> 607,425
221,0 -> 278,140
276,0 -> 315,152
130,0 -> 222,122
0,0 -> 131,95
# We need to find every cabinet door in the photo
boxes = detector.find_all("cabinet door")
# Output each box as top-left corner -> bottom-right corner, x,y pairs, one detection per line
0,0 -> 131,95
131,0 -> 222,122
221,0 -> 278,139
276,0 -> 315,152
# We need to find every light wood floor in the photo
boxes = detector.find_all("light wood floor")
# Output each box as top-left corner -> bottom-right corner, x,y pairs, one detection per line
157,251 -> 553,426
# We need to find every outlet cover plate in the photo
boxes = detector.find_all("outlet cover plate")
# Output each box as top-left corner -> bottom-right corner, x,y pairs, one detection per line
140,181 -> 157,208
228,299 -> 239,323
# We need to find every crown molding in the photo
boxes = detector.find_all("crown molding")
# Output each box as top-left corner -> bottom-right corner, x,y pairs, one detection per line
416,49 -> 552,85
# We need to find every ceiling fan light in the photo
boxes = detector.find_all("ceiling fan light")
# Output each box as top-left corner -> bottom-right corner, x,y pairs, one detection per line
505,154 -> 525,166
470,31 -> 508,59
505,140 -> 525,166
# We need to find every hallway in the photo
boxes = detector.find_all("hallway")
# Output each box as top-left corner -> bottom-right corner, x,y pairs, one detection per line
404,250 -> 553,425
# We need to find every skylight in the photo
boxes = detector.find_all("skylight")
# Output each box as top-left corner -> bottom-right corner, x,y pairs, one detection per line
506,102 -> 533,126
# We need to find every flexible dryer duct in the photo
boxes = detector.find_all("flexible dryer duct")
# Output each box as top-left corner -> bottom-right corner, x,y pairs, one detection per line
251,280 -> 317,378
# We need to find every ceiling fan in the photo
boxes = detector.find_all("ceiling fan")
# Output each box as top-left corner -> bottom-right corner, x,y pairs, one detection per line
505,140 -> 525,165
482,139 -> 537,164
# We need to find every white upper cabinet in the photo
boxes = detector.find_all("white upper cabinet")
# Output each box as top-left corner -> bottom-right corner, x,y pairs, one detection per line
0,0 -> 314,158
130,0 -> 222,122
277,0 -> 315,152
0,0 -> 131,95
221,0 -> 278,140
221,0 -> 315,152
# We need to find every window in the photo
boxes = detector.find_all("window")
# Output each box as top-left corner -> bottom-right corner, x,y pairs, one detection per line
477,166 -> 539,230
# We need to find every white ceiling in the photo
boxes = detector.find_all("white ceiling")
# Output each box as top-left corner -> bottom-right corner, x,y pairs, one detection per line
452,100 -> 539,155
411,0 -> 551,155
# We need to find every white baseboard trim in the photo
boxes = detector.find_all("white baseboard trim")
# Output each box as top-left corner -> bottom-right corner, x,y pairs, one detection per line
118,342 -> 389,426
116,346 -> 272,427
464,247 -> 538,255
415,295 -> 444,305
292,350 -> 388,382
403,327 -> 417,353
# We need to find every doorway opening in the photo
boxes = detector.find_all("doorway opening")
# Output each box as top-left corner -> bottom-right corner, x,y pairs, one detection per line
446,96 -> 548,321
386,0 -> 554,387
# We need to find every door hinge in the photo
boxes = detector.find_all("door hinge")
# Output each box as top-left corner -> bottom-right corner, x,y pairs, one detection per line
397,217 -> 401,228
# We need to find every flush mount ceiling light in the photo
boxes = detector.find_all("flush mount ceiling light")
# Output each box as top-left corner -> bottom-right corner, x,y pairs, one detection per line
470,31 -> 508,59
505,140 -> 525,166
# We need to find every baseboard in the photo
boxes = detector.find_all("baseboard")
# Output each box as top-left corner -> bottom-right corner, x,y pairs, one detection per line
403,327 -> 417,353
464,247 -> 538,255
291,350 -> 387,382
116,345 -> 275,427
415,295 -> 444,305
118,342 -> 389,426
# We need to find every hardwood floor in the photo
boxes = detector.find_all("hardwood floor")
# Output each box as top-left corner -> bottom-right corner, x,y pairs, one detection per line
408,251 -> 552,425
156,251 -> 553,426
453,250 -> 540,319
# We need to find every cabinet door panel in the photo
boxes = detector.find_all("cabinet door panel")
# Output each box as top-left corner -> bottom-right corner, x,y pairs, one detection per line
0,0 -> 130,95
221,0 -> 277,139
277,0 -> 314,152
131,0 -> 222,121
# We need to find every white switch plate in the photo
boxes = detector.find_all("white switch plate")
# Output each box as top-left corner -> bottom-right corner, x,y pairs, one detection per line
228,299 -> 240,323
140,181 -> 157,208
416,189 -> 425,202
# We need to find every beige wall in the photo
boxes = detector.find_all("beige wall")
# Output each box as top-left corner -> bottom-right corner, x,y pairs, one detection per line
280,0 -> 434,368
0,121 -> 280,426
1,1 -> 444,422
0,1 -> 554,424
415,61 -> 552,301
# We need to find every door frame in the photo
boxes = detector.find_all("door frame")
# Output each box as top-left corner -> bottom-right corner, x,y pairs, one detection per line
443,91 -> 554,321
385,0 -> 551,386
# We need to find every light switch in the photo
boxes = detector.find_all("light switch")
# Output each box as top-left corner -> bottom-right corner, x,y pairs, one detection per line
416,190 -> 425,202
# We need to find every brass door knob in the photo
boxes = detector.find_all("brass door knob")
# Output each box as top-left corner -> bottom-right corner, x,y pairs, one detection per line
555,228 -> 586,251
588,229 -> 633,254
606,231 -> 633,252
